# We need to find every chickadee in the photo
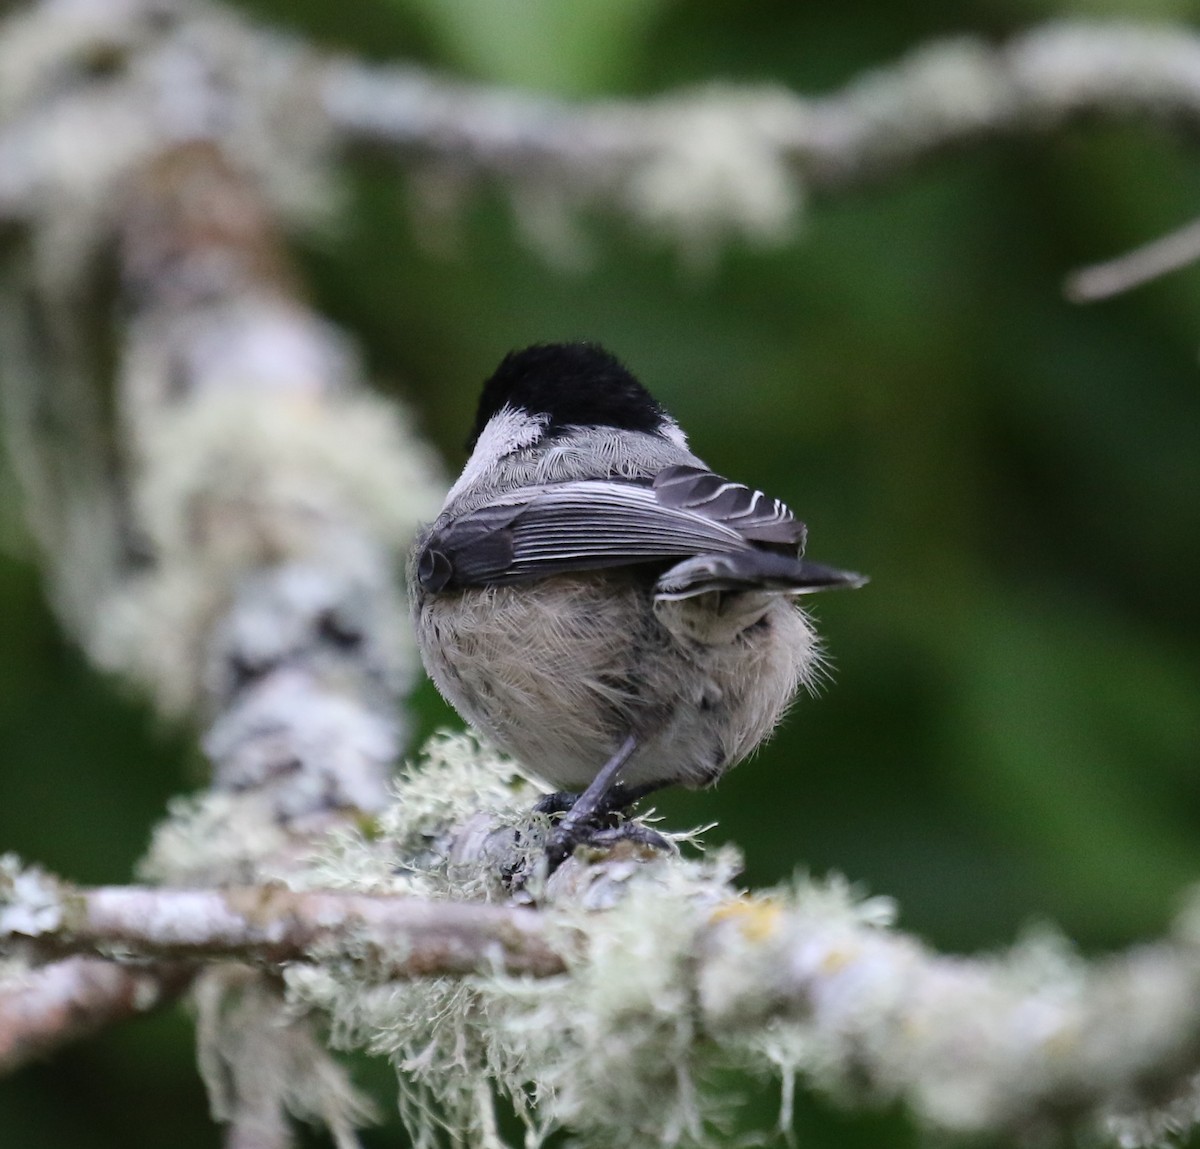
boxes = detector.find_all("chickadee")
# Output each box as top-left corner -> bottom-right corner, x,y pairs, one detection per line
411,343 -> 864,867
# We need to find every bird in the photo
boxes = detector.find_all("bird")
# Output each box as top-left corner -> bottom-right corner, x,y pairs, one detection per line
410,342 -> 865,869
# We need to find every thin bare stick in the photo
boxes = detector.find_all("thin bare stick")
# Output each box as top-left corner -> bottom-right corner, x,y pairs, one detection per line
1066,215 -> 1200,301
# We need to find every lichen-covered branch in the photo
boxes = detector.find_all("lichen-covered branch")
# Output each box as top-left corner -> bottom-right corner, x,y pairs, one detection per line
7,3 -> 1200,265
104,141 -> 442,820
322,21 -> 1200,257
6,737 -> 1200,1149
0,1 -> 444,817
0,2 -> 443,1141
0,862 -> 563,979
0,955 -> 195,1074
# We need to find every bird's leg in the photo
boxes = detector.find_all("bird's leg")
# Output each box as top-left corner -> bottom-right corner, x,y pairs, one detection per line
544,734 -> 638,872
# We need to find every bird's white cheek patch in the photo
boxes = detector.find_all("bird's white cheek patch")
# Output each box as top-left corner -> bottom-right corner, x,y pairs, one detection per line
446,406 -> 548,505
659,418 -> 690,450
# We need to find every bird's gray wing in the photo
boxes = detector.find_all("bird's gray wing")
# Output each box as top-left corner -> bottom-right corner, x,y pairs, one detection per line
648,465 -> 868,596
412,467 -> 867,599
650,464 -> 804,545
654,551 -> 866,598
416,478 -> 745,590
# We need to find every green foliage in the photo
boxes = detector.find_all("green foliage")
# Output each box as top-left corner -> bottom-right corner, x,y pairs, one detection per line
391,0 -> 667,93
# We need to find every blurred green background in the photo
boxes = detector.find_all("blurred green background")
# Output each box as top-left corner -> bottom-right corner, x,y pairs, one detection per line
4,0 -> 1200,1145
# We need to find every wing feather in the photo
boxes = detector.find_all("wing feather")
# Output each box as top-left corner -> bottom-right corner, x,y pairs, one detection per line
415,469 -> 852,595
651,464 -> 805,545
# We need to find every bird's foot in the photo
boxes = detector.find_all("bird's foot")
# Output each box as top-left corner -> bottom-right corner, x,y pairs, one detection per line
533,787 -> 671,867
529,797 -> 673,881
540,785 -> 674,875
532,779 -> 663,821
534,735 -> 637,874
505,736 -> 679,888
501,812 -> 675,895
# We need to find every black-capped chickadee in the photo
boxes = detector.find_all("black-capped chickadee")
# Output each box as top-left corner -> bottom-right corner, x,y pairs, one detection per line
411,343 -> 864,868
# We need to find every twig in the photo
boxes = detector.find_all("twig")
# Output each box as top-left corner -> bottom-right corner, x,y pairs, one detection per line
698,897 -> 1200,1137
1066,215 -> 1200,301
0,956 -> 195,1074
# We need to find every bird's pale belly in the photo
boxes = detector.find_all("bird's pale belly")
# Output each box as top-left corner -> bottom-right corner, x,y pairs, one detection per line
415,570 -> 819,792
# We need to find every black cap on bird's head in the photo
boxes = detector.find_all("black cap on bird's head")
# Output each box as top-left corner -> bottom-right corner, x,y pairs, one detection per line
469,342 -> 670,450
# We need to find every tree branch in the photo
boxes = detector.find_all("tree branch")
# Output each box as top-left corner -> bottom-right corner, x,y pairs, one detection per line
7,846 -> 1200,1144
0,956 -> 195,1074
8,6 -> 1200,256
1,872 -> 564,979
321,22 -> 1200,247
0,5 -> 443,1136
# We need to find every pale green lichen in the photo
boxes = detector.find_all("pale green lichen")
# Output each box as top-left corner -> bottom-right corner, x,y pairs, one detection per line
282,733 -> 786,1149
194,965 -> 378,1149
295,730 -> 549,902
624,86 -> 805,270
138,791 -> 301,887
0,853 -> 64,937
93,387 -> 443,716
1106,1074 -> 1200,1149
286,850 -> 747,1149
137,733 -> 1200,1148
